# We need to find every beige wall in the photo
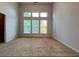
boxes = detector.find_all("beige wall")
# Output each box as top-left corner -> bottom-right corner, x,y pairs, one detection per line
52,2 -> 79,52
19,4 -> 52,37
0,2 -> 19,42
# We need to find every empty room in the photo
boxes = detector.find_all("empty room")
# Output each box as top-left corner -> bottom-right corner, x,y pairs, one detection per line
0,2 -> 79,57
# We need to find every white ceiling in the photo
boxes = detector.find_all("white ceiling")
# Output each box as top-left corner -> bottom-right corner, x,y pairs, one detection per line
19,2 -> 53,5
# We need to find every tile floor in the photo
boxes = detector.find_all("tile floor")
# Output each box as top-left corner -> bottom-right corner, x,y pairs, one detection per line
0,38 -> 79,57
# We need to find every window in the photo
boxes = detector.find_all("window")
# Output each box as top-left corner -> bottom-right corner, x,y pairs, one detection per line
40,12 -> 47,17
24,20 -> 31,33
32,12 -> 39,17
24,12 -> 31,17
23,12 -> 48,34
32,20 -> 39,34
40,20 -> 47,34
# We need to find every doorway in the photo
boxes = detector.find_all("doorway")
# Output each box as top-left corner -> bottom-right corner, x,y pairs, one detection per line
0,13 -> 5,43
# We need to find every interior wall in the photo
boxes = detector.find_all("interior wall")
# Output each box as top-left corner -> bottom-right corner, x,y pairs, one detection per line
52,2 -> 79,52
0,2 -> 19,42
19,4 -> 52,37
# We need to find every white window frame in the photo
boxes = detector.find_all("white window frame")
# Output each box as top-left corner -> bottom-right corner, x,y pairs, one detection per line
23,11 -> 48,35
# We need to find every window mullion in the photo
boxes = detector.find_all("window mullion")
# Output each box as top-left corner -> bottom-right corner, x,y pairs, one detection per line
31,12 -> 32,36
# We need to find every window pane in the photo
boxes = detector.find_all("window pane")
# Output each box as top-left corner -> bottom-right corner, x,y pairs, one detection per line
24,12 -> 31,17
32,12 -> 39,17
40,20 -> 47,34
24,20 -> 31,33
40,12 -> 47,17
32,20 -> 39,33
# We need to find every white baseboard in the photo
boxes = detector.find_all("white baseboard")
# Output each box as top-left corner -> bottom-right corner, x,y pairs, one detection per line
52,37 -> 79,53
